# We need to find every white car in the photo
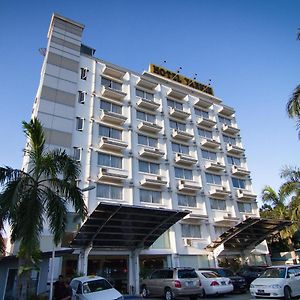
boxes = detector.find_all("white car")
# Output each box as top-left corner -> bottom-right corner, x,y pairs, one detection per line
250,265 -> 300,299
196,270 -> 233,296
70,275 -> 123,300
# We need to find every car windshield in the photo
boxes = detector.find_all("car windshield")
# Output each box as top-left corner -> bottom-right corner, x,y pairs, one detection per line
218,269 -> 234,277
260,268 -> 286,279
83,279 -> 112,294
178,269 -> 198,278
202,272 -> 219,278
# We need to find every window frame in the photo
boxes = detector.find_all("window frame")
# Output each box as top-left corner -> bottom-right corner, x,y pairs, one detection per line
76,117 -> 84,131
96,183 -> 122,200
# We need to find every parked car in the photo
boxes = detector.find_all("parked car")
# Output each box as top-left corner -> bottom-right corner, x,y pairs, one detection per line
140,267 -> 203,300
70,275 -> 123,300
199,268 -> 247,293
196,270 -> 233,296
250,265 -> 300,300
237,265 -> 267,287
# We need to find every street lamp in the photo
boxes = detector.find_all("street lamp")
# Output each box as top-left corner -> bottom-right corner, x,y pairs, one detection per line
49,185 -> 95,300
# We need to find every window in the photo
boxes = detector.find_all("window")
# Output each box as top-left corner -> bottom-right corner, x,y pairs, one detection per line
205,173 -> 222,185
174,167 -> 193,180
99,125 -> 122,140
218,115 -> 232,125
223,135 -> 236,144
100,99 -> 122,114
76,117 -> 84,131
195,108 -> 209,118
140,189 -> 161,204
215,226 -> 229,236
73,147 -> 82,161
172,142 -> 189,154
167,98 -> 183,110
98,153 -> 122,168
238,202 -> 252,213
227,155 -> 241,166
136,89 -> 154,101
202,149 -> 217,161
136,110 -> 155,123
78,91 -> 85,104
198,128 -> 213,139
169,120 -> 186,131
96,183 -> 122,199
232,177 -> 246,189
80,68 -> 88,80
101,77 -> 122,91
137,134 -> 158,147
139,161 -> 159,174
181,224 -> 201,238
178,194 -> 196,207
210,198 -> 226,210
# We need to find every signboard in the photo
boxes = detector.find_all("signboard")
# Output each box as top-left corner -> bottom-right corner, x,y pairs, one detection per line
149,64 -> 214,96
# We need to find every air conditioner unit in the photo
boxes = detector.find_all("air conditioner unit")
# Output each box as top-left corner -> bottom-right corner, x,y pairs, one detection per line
183,238 -> 192,247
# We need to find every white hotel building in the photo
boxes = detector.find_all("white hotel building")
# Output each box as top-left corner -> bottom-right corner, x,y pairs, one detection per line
3,13 -> 274,297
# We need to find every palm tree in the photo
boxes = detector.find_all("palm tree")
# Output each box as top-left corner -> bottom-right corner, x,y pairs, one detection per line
261,185 -> 298,264
0,118 -> 88,299
286,84 -> 300,138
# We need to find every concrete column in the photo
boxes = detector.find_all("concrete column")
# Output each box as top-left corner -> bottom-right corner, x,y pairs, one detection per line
171,253 -> 180,268
128,250 -> 140,295
77,244 -> 93,275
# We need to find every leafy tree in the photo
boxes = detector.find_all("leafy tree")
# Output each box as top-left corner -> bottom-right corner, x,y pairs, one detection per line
0,118 -> 87,299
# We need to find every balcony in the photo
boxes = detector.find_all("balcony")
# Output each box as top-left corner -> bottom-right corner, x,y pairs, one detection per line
197,117 -> 216,128
209,186 -> 231,198
138,121 -> 162,133
172,129 -> 193,141
137,98 -> 160,110
231,165 -> 250,177
222,124 -> 240,135
98,167 -> 128,182
139,146 -> 165,159
201,138 -> 220,149
195,98 -> 213,109
167,89 -> 187,100
183,213 -> 208,221
102,65 -> 126,80
226,144 -> 244,155
219,105 -> 235,117
236,189 -> 257,200
174,153 -> 197,165
100,110 -> 127,125
101,86 -> 127,102
178,179 -> 202,193
140,175 -> 167,188
214,213 -> 240,224
136,77 -> 158,90
99,136 -> 128,152
205,162 -> 226,172
169,107 -> 190,119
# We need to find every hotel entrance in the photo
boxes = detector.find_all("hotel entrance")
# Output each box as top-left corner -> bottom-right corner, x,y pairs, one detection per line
139,255 -> 169,279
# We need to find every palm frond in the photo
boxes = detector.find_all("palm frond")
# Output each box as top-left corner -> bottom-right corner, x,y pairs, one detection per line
0,167 -> 24,185
261,185 -> 281,206
280,165 -> 300,181
287,84 -> 300,118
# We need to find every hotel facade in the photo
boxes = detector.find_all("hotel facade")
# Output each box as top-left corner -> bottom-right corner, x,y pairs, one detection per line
3,13 -> 270,297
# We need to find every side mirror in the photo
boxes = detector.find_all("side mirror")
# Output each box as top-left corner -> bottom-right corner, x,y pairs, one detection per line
289,273 -> 295,278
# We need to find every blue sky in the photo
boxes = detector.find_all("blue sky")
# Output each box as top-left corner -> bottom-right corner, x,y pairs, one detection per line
0,0 -> 299,205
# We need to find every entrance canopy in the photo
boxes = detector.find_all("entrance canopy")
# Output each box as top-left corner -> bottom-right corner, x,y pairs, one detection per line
71,202 -> 189,249
206,217 -> 292,251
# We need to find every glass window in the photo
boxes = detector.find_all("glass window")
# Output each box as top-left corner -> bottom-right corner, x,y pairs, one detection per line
136,110 -> 156,123
178,194 -> 196,207
98,153 -> 122,168
210,199 -> 226,210
198,128 -> 213,139
172,142 -> 189,154
195,108 -> 209,118
227,155 -> 241,166
99,125 -> 122,140
238,202 -> 252,213
139,161 -> 159,174
167,99 -> 183,110
78,91 -> 85,104
76,117 -> 84,131
202,150 -> 217,161
100,99 -> 122,114
140,189 -> 161,204
136,88 -> 154,101
174,167 -> 193,180
73,147 -> 81,161
219,115 -> 232,125
137,134 -> 158,147
223,135 -> 236,144
80,68 -> 88,80
214,226 -> 229,237
169,120 -> 186,131
205,173 -> 222,185
101,77 -> 122,91
181,224 -> 201,238
232,177 -> 246,189
96,183 -> 122,199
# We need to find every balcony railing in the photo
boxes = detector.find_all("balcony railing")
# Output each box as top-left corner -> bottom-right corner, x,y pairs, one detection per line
209,186 -> 231,198
137,98 -> 160,110
100,110 -> 127,125
231,165 -> 250,176
99,136 -> 128,152
139,146 -> 165,159
172,129 -> 193,141
169,107 -> 190,119
175,153 -> 197,165
140,174 -> 167,188
101,86 -> 127,102
205,162 -> 226,172
178,179 -> 202,193
98,167 -> 128,182
222,124 -> 240,135
138,121 -> 162,133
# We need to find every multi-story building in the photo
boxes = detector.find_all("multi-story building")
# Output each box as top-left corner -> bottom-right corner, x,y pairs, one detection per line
2,13 -> 272,297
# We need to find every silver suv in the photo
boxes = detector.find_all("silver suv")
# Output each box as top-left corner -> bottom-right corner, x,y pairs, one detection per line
140,267 -> 203,300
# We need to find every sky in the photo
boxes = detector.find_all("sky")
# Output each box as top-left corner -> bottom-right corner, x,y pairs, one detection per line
0,0 -> 299,206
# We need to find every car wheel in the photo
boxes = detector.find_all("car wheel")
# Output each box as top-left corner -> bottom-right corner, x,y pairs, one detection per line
141,285 -> 149,298
164,288 -> 174,300
189,296 -> 198,300
284,286 -> 292,300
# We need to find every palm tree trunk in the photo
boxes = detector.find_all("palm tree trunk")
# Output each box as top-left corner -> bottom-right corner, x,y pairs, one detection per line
17,257 -> 31,300
287,237 -> 298,264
